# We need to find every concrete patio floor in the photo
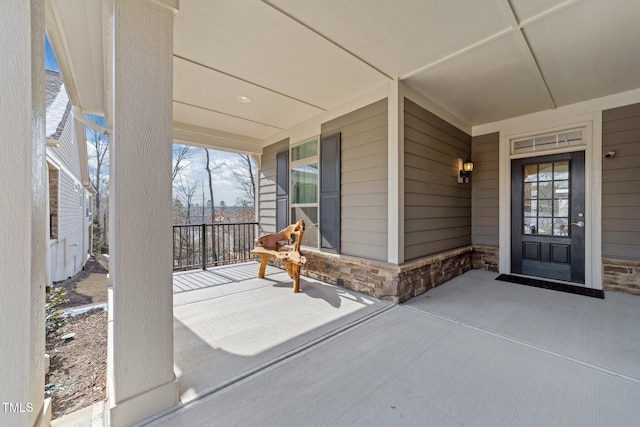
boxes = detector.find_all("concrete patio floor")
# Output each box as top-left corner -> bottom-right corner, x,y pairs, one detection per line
142,265 -> 640,426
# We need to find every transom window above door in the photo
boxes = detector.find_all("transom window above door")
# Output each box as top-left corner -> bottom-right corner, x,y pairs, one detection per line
512,129 -> 584,155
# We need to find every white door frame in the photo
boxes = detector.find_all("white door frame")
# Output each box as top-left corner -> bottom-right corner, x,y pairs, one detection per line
498,113 -> 603,289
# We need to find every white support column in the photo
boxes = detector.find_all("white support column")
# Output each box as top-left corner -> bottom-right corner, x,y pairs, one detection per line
0,1 -> 50,426
106,1 -> 179,425
387,79 -> 405,264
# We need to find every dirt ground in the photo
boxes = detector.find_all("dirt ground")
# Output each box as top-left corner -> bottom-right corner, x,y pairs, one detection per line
47,255 -> 108,420
55,255 -> 109,308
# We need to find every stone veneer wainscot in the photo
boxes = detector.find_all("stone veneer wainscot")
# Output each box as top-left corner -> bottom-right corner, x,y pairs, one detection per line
268,247 -> 640,300
302,246 -> 474,303
472,246 -> 499,272
603,258 -> 640,296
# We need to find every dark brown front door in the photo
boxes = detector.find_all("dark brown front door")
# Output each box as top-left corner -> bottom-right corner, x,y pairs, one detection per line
511,152 -> 585,283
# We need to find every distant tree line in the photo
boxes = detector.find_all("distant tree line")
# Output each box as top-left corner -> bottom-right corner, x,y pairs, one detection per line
87,135 -> 257,255
171,144 -> 256,225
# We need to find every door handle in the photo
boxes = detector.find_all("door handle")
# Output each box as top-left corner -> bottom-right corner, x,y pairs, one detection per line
571,221 -> 585,228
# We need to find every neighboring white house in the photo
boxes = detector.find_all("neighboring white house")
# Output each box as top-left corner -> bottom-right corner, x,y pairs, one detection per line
45,69 -> 94,282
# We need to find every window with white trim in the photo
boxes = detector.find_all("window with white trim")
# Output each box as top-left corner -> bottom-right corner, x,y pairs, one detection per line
512,129 -> 584,155
290,138 -> 319,248
48,163 -> 59,240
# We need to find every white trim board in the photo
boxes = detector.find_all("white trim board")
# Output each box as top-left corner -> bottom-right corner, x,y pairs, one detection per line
387,79 -> 404,264
498,114 -> 602,289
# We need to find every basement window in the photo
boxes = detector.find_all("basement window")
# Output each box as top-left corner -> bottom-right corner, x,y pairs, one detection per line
48,164 -> 59,240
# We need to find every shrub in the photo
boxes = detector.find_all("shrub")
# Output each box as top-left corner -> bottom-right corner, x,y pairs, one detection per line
46,287 -> 67,334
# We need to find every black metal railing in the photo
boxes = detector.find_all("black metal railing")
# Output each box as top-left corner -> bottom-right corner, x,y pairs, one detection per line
172,222 -> 258,271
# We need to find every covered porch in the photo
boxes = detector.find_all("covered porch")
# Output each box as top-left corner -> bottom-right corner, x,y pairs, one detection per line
160,265 -> 640,425
4,1 -> 640,425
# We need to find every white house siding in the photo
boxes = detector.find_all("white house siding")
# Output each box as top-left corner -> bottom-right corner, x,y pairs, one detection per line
403,99 -> 472,261
54,114 -> 81,177
258,138 -> 289,234
322,99 -> 389,262
47,86 -> 89,282
49,169 -> 86,281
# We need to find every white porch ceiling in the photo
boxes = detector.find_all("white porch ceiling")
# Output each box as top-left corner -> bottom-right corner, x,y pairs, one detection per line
47,0 -> 640,149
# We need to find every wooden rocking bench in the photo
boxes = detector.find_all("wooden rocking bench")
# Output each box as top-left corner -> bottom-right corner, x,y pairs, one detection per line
251,220 -> 307,292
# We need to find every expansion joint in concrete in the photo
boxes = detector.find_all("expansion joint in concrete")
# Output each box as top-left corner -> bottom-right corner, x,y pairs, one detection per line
403,304 -> 640,386
138,303 -> 396,425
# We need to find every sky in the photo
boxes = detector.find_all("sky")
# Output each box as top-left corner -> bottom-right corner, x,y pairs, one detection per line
172,146 -> 255,207
46,35 -> 253,207
45,36 -> 59,72
85,132 -> 253,206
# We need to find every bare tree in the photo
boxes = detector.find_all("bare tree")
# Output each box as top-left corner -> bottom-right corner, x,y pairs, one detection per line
87,127 -> 109,216
87,124 -> 110,253
229,154 -> 257,222
203,148 -> 225,222
201,184 -> 206,223
230,154 -> 256,206
172,144 -> 192,183
172,197 -> 186,225
176,175 -> 198,224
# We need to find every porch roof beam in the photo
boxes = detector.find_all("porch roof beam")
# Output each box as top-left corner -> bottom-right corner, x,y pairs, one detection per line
173,121 -> 263,156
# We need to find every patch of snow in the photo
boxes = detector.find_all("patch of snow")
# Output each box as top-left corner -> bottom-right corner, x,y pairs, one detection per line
46,82 -> 70,139
62,303 -> 107,318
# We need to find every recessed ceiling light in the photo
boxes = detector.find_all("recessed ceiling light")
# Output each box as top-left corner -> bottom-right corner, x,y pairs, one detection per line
236,96 -> 251,103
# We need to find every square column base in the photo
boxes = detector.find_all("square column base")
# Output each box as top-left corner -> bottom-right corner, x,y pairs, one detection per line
106,378 -> 179,427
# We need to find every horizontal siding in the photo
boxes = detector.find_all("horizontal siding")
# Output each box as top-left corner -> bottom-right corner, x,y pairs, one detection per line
342,205 -> 387,219
47,115 -> 88,282
51,118 -> 81,178
471,132 -> 500,247
404,99 -> 472,261
602,103 -> 640,260
342,179 -> 388,195
322,99 -> 388,262
258,138 -> 288,234
406,217 -> 471,232
341,241 -> 387,261
602,193 -> 640,206
57,172 -> 83,242
50,170 -> 85,281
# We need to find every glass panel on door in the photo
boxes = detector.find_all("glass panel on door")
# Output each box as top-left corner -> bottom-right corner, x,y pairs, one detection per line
522,161 -> 570,237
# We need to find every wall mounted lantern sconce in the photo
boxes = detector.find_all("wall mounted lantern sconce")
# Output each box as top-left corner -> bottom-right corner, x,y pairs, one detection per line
458,156 -> 474,184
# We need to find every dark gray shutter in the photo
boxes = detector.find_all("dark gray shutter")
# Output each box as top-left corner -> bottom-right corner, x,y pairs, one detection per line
320,133 -> 341,252
275,150 -> 289,231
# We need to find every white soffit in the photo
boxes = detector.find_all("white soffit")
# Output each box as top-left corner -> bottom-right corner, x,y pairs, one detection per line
173,57 -> 323,131
508,0 -> 577,23
49,0 -> 640,145
404,32 -> 554,126
173,0 -> 388,111
46,0 -> 104,115
265,0 -> 513,78
523,0 -> 640,107
173,102 -> 282,141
